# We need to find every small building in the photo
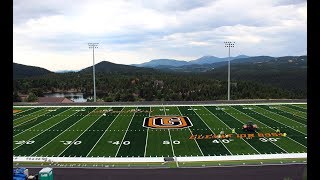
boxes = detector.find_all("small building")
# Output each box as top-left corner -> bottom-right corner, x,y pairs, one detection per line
38,97 -> 74,103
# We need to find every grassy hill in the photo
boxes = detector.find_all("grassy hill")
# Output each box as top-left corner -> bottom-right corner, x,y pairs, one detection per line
13,62 -> 53,79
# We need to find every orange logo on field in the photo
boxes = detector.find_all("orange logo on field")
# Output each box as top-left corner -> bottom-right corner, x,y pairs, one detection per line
13,109 -> 22,114
143,116 -> 192,129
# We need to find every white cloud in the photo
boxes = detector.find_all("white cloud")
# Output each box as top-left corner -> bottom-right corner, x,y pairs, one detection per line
13,0 -> 307,71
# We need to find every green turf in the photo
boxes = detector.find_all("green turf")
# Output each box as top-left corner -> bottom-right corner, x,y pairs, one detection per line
88,107 -> 136,157
12,104 -> 307,159
33,107 -> 109,157
13,108 -> 79,149
116,107 -> 149,157
14,108 -> 48,127
61,107 -> 123,157
13,108 -> 43,121
168,107 -> 203,156
196,106 -> 259,155
179,106 -> 231,156
206,106 -> 286,154
226,106 -> 307,153
13,107 -> 96,156
285,104 -> 307,113
278,105 -> 307,119
233,106 -> 307,147
145,107 -> 174,157
13,107 -> 33,115
257,105 -> 307,126
13,108 -> 67,136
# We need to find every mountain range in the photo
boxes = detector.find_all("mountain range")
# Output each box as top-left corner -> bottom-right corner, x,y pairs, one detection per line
13,55 -> 306,77
132,55 -> 250,68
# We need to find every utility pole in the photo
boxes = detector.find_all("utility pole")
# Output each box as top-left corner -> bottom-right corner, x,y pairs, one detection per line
224,42 -> 235,101
88,43 -> 99,102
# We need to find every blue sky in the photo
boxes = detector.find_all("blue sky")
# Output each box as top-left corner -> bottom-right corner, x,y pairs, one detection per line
13,0 -> 307,71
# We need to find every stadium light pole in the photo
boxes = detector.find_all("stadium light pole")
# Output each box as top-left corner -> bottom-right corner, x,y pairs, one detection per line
88,43 -> 99,102
224,41 -> 235,101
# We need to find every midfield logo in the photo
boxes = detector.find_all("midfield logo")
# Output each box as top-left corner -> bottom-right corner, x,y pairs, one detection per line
143,116 -> 193,129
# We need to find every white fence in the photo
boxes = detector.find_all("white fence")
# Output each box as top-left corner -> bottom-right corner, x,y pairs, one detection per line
13,153 -> 306,163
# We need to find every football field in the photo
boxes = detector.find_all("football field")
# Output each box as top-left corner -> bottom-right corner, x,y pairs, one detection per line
13,103 -> 307,161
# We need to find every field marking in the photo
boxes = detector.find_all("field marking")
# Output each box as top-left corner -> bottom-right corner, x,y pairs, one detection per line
290,104 -> 307,110
164,106 -> 179,167
143,107 -> 151,157
13,107 -> 43,121
176,107 -> 204,156
278,105 -> 307,119
13,109 -> 53,128
13,108 -> 79,151
260,106 -> 307,126
168,129 -> 179,167
57,108 -> 103,157
231,106 -> 307,149
281,104 -> 308,119
191,107 -> 233,155
222,107 -> 285,153
13,107 -> 36,116
204,106 -> 261,154
14,108 -> 66,137
86,107 -> 124,157
115,108 -> 137,157
251,106 -> 307,136
29,108 -> 98,156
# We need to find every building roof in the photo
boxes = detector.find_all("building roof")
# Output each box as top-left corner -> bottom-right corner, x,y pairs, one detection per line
38,97 -> 73,103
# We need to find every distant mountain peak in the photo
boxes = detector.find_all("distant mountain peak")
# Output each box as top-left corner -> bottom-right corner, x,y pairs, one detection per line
80,60 -> 154,73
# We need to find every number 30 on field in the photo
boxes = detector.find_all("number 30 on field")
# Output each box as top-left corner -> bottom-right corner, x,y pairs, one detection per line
60,141 -> 82,145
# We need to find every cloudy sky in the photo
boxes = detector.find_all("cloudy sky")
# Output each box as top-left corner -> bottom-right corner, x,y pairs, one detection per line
13,0 -> 307,71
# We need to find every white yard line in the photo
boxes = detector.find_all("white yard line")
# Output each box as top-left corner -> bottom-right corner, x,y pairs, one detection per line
290,104 -> 307,110
278,105 -> 307,119
14,108 -> 65,137
259,106 -> 306,126
13,109 -> 79,150
144,128 -> 149,157
13,109 -> 54,128
191,107 -> 233,156
165,105 -> 179,166
30,108 -> 98,156
13,107 -> 43,121
57,108 -> 102,157
176,107 -> 204,156
115,108 -> 137,157
143,107 -> 151,157
222,106 -> 285,153
203,106 -> 261,154
251,106 -> 307,136
13,107 -> 36,116
86,107 -> 124,157
230,106 -> 307,149
165,106 -> 179,167
168,129 -> 179,167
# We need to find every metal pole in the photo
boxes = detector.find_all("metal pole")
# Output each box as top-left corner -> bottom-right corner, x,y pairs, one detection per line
92,46 -> 96,102
228,46 -> 230,101
224,42 -> 235,101
88,43 -> 99,102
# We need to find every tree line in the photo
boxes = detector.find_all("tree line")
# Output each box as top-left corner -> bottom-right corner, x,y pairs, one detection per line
13,71 -> 306,102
